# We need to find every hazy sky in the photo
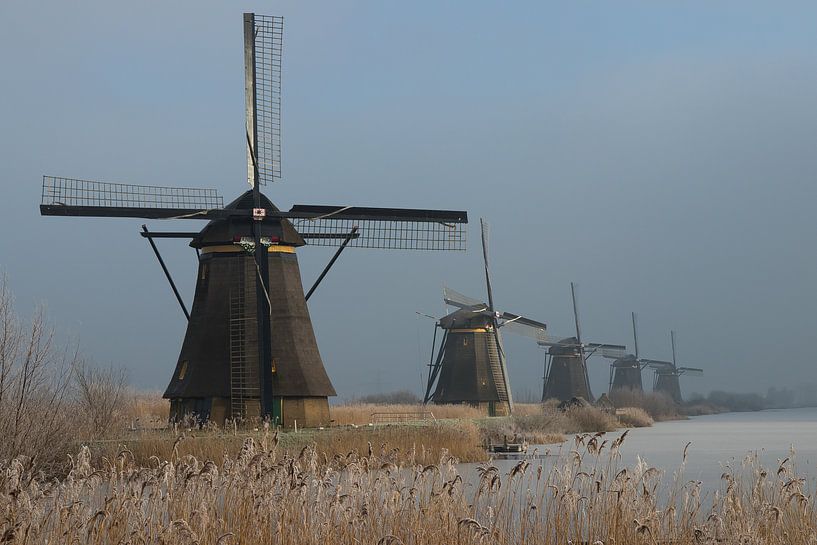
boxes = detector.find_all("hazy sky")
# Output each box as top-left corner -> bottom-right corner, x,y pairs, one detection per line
2,1 -> 816,400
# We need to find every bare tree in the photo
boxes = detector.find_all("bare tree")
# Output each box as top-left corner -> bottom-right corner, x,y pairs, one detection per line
0,273 -> 76,471
72,360 -> 128,439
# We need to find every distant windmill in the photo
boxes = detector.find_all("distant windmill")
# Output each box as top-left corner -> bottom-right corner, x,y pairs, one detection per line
423,219 -> 547,416
606,312 -> 674,394
540,283 -> 625,403
648,330 -> 703,403
39,13 -> 468,428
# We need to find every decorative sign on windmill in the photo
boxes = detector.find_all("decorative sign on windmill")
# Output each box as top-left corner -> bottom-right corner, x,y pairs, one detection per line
422,219 -> 547,416
605,312 -> 675,394
540,283 -> 626,403
648,330 -> 703,403
40,13 -> 468,428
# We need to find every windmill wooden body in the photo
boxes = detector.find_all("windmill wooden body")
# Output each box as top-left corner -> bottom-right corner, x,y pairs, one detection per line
423,220 -> 546,416
540,283 -> 625,403
649,330 -> 703,403
40,13 -> 467,428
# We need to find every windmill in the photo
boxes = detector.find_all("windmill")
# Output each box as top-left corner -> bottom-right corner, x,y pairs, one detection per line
648,330 -> 703,404
605,312 -> 673,394
39,13 -> 468,429
540,283 -> 625,403
422,219 -> 547,416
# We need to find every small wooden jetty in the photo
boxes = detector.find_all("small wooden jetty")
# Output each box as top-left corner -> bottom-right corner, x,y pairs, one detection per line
487,435 -> 528,454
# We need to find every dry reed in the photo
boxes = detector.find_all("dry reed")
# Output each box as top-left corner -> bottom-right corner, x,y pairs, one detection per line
2,431 -> 814,544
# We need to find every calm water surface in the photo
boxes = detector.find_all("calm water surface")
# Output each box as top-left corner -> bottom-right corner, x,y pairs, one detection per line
462,407 -> 817,493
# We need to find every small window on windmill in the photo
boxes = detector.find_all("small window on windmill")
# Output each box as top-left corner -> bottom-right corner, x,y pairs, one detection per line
200,263 -> 209,281
463,337 -> 468,347
271,358 -> 278,374
178,360 -> 189,380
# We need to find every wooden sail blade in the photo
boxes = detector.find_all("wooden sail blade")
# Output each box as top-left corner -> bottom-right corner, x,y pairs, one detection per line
644,360 -> 676,373
443,287 -> 486,310
290,205 -> 467,250
584,343 -> 627,353
40,176 -> 224,219
597,345 -> 627,360
498,314 -> 547,342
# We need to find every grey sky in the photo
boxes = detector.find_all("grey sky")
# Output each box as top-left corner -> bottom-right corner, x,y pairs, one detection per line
2,1 -> 816,400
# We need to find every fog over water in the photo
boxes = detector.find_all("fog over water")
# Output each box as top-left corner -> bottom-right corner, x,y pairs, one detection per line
2,1 -> 817,399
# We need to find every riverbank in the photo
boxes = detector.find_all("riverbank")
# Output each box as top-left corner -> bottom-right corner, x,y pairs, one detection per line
85,402 -> 646,467
71,401 -> 656,470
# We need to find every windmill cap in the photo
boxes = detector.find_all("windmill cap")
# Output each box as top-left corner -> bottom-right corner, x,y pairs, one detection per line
191,190 -> 305,248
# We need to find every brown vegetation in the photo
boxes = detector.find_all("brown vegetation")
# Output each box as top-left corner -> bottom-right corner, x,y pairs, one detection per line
89,421 -> 486,468
121,390 -> 170,429
616,406 -> 654,428
3,431 -> 814,544
0,275 -> 164,472
477,405 -> 620,445
0,275 -> 77,472
330,402 -> 482,426
609,387 -> 684,421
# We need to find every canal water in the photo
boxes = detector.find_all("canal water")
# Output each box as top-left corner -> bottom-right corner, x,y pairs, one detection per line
462,407 -> 817,494
611,406 -> 817,485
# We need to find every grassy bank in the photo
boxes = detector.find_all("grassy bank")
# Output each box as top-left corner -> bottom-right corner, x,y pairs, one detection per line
89,420 -> 486,467
81,401 -> 652,469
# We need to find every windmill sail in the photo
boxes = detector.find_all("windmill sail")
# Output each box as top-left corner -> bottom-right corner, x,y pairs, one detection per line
40,177 -> 224,219
291,205 -> 467,250
498,313 -> 548,342
443,286 -> 486,309
245,14 -> 283,186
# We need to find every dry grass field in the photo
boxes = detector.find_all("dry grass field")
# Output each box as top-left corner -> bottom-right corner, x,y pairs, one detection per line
3,430 -> 814,544
330,402 -> 483,425
89,421 -> 486,468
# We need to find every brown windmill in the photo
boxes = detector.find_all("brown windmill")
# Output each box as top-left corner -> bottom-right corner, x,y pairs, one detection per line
649,330 -> 703,403
423,219 -> 547,416
39,13 -> 468,428
605,312 -> 673,395
423,289 -> 547,416
540,283 -> 625,403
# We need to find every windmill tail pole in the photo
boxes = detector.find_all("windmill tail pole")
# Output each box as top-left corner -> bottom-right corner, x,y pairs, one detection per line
141,225 -> 190,321
480,218 -> 495,312
671,330 -> 677,367
570,282 -> 581,345
424,328 -> 447,404
305,226 -> 359,301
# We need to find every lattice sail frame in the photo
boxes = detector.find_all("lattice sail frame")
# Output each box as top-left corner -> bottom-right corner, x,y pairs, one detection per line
41,176 -> 223,210
246,14 -> 283,186
293,217 -> 466,250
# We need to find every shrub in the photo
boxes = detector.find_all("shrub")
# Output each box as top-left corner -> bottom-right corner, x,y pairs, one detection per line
609,388 -> 681,421
617,407 -> 654,428
0,274 -> 76,472
355,390 -> 421,404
